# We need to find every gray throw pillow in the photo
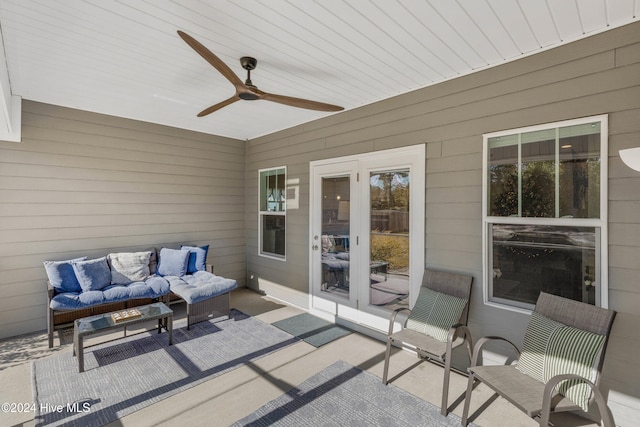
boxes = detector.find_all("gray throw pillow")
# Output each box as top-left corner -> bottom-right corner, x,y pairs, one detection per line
157,248 -> 190,277
72,257 -> 111,292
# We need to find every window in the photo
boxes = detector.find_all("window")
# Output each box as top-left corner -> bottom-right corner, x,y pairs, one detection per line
259,167 -> 286,259
483,115 -> 607,311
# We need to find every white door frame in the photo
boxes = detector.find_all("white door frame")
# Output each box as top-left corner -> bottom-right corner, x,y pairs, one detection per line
308,144 -> 425,331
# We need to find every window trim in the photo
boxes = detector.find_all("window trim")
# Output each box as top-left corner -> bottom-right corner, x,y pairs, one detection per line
482,115 -> 608,313
258,166 -> 287,261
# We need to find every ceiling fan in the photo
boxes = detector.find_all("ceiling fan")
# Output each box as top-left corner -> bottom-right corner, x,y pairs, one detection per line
177,30 -> 344,117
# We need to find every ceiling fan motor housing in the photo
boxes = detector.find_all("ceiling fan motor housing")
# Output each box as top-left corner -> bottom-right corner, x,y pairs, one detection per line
239,56 -> 260,100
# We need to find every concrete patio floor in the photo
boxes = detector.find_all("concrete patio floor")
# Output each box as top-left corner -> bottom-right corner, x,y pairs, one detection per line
0,288 -> 602,427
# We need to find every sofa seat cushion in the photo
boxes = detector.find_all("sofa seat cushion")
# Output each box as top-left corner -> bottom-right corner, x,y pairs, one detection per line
50,276 -> 170,311
50,290 -> 105,311
168,271 -> 237,304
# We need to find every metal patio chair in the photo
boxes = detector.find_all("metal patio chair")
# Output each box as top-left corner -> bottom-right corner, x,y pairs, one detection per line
382,268 -> 474,416
461,292 -> 616,426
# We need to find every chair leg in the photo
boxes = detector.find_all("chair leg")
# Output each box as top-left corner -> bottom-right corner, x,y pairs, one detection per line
441,356 -> 452,416
382,337 -> 393,384
461,371 -> 476,426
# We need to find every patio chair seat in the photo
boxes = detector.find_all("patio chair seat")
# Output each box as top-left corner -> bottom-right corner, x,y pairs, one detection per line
469,365 -> 579,417
389,328 -> 466,359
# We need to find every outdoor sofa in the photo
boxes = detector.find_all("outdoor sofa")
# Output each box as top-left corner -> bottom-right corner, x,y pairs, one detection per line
44,245 -> 237,348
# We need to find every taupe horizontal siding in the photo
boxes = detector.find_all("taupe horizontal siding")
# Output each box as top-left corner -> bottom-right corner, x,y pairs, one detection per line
0,101 -> 246,339
246,22 -> 640,425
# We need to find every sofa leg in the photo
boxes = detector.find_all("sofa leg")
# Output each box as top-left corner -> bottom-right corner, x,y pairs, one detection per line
186,303 -> 192,330
47,308 -> 54,349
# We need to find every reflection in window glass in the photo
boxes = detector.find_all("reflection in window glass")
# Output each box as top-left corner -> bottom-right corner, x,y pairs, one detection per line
489,143 -> 518,217
260,168 -> 286,212
521,131 -> 555,218
559,123 -> 601,218
491,224 -> 596,307
320,176 -> 351,299
487,122 -> 601,219
262,215 -> 285,256
370,170 -> 410,310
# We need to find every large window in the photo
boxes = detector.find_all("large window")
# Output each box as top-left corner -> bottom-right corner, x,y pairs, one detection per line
483,116 -> 607,311
259,167 -> 286,260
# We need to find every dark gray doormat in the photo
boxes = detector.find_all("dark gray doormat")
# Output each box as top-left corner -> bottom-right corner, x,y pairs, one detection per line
272,313 -> 352,347
232,360 -> 478,426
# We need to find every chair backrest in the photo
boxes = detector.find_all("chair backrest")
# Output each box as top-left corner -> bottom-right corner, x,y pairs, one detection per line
423,268 -> 473,325
534,292 -> 616,376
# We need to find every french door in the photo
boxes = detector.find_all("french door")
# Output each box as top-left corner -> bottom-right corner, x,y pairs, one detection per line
309,145 -> 425,332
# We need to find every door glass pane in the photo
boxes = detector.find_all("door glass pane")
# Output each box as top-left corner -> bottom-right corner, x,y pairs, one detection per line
369,170 -> 410,310
320,176 -> 350,300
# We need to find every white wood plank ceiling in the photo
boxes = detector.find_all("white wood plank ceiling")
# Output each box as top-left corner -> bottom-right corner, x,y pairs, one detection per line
0,0 -> 637,140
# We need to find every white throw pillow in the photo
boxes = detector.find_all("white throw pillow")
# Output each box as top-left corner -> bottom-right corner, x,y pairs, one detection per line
108,251 -> 152,285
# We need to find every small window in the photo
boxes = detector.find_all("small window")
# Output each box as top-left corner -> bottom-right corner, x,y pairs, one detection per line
483,116 -> 607,311
259,167 -> 286,259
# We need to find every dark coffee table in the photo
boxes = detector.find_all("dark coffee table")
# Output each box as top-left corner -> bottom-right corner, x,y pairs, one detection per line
73,302 -> 173,372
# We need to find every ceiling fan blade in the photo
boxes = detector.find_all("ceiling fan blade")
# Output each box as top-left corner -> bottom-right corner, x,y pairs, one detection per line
177,30 -> 245,90
261,93 -> 344,112
197,96 -> 240,117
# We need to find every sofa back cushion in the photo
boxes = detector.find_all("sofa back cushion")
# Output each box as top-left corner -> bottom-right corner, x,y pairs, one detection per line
108,251 -> 152,285
517,311 -> 606,411
73,257 -> 112,292
181,245 -> 209,273
157,248 -> 190,277
44,257 -> 87,293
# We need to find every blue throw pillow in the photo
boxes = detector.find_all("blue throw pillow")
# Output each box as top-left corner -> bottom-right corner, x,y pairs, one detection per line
157,248 -> 190,277
44,257 -> 87,293
181,245 -> 209,273
72,257 -> 111,292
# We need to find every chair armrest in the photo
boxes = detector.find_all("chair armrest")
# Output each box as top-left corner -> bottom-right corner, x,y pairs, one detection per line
469,336 -> 520,367
448,324 -> 473,344
387,307 -> 411,336
46,281 -> 55,300
540,374 -> 615,427
447,324 -> 474,360
206,263 -> 214,273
